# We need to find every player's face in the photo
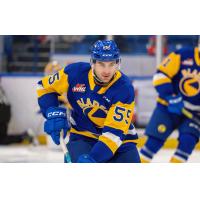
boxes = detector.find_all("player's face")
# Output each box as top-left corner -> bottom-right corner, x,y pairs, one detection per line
93,61 -> 118,83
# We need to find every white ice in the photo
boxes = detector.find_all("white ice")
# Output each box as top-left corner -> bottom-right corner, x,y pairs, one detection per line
0,145 -> 200,163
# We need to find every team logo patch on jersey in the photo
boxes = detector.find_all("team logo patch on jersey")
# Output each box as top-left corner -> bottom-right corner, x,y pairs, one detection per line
77,98 -> 108,128
179,69 -> 200,97
72,84 -> 86,93
182,58 -> 194,66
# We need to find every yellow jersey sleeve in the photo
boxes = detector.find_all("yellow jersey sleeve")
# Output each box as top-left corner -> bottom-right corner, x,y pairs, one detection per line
37,68 -> 69,98
98,100 -> 134,154
153,52 -> 181,88
157,52 -> 181,78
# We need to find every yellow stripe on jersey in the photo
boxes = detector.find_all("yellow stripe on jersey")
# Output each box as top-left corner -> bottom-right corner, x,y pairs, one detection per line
70,127 -> 99,140
99,134 -> 120,154
122,139 -> 139,144
97,71 -> 122,94
194,47 -> 200,66
104,101 -> 135,134
158,52 -> 181,78
38,68 -> 69,98
157,97 -> 168,106
88,69 -> 96,91
153,73 -> 172,86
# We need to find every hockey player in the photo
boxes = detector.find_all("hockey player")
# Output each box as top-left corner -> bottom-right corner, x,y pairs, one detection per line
44,60 -> 63,76
37,40 -> 140,163
140,45 -> 200,163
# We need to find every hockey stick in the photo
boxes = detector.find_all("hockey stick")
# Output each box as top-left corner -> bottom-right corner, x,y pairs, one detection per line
60,130 -> 71,163
182,108 -> 200,126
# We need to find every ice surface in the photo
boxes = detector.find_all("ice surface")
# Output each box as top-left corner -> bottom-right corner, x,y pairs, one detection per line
0,145 -> 199,163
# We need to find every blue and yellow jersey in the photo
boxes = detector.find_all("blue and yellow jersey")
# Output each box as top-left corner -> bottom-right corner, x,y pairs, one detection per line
153,47 -> 200,112
37,62 -> 138,162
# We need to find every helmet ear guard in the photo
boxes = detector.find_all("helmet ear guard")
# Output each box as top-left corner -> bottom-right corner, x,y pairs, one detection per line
116,58 -> 121,70
90,58 -> 96,65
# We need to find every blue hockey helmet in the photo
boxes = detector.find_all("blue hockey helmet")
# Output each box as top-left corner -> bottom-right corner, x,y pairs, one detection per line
91,40 -> 120,63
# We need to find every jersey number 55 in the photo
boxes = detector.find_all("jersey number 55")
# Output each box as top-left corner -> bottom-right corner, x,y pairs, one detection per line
113,106 -> 132,124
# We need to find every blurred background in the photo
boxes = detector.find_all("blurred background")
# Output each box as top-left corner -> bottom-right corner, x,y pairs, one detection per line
0,35 -> 199,162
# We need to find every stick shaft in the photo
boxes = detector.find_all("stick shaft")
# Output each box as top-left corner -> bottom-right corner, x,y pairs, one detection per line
60,130 -> 72,163
60,130 -> 68,154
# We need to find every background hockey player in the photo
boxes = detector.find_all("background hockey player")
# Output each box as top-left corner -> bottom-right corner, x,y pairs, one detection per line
140,44 -> 200,163
37,40 -> 140,163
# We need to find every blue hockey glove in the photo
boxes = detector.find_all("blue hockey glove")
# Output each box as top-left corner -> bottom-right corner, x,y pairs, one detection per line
166,94 -> 184,115
44,107 -> 69,145
77,154 -> 96,163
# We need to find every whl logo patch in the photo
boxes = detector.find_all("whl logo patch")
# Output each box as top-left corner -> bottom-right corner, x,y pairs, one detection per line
72,84 -> 86,93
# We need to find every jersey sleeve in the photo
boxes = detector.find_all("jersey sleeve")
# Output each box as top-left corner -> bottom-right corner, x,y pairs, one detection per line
37,67 -> 69,117
153,52 -> 181,98
89,84 -> 135,162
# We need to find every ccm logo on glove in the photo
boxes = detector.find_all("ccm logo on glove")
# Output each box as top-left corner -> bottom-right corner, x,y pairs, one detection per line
47,111 -> 66,118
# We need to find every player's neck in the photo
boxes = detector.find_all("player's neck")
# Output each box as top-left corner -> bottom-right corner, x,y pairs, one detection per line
93,71 -> 115,87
